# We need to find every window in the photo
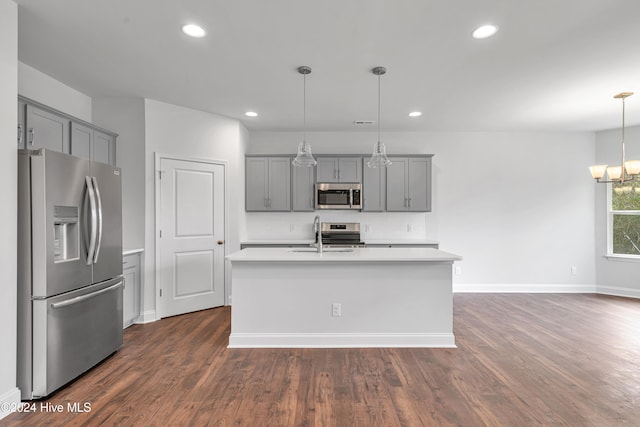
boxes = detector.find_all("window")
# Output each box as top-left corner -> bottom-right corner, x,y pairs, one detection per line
609,181 -> 640,257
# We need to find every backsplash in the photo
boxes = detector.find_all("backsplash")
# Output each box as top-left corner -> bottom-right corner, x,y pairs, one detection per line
243,211 -> 433,241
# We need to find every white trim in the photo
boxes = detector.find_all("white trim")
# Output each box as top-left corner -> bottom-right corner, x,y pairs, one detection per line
603,254 -> 640,262
453,283 -> 597,293
596,286 -> 640,299
228,333 -> 456,348
154,153 -> 229,320
135,310 -> 157,324
0,387 -> 22,420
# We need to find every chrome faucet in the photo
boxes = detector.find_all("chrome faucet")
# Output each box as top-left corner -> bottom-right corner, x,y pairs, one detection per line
313,215 -> 323,253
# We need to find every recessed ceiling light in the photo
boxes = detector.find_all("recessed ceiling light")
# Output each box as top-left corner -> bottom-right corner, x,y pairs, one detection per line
472,25 -> 498,39
408,111 -> 422,117
182,24 -> 206,38
245,111 -> 258,117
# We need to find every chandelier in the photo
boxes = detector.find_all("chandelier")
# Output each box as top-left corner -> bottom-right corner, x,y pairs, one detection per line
589,92 -> 640,183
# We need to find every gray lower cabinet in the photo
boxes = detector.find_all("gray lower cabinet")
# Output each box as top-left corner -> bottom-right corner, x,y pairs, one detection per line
292,164 -> 315,211
24,104 -> 70,153
122,253 -> 141,328
316,157 -> 362,183
362,161 -> 386,211
386,156 -> 432,212
246,157 -> 291,211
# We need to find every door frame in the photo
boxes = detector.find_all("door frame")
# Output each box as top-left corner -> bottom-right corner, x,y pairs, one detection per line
154,153 -> 229,319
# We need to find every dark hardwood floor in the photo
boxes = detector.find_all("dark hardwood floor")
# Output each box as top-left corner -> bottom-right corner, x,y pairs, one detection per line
4,294 -> 640,426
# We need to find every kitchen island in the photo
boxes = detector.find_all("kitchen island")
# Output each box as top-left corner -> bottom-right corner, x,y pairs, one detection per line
226,247 -> 462,348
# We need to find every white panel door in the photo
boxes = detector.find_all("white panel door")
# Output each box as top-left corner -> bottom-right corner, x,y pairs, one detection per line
159,158 -> 225,317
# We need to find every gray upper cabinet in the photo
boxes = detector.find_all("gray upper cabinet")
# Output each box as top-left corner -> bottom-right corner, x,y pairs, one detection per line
94,130 -> 116,165
362,161 -> 386,211
18,101 -> 26,148
386,156 -> 432,212
19,97 -> 117,166
246,157 -> 291,211
316,157 -> 362,183
70,122 -> 93,160
292,164 -> 315,211
71,123 -> 116,165
25,104 -> 70,153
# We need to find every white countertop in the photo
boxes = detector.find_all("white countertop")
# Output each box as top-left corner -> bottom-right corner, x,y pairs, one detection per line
123,248 -> 144,256
241,239 -> 440,246
241,239 -> 315,245
227,247 -> 461,263
364,239 -> 439,245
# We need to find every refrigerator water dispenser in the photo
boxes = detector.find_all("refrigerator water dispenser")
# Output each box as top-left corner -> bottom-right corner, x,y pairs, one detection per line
53,206 -> 79,262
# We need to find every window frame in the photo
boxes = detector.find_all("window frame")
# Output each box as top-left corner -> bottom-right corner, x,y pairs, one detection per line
606,182 -> 640,260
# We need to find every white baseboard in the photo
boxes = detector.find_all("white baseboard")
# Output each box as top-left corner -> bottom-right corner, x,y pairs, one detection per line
0,387 -> 22,420
453,283 -> 597,293
596,286 -> 640,299
228,332 -> 456,348
135,310 -> 157,324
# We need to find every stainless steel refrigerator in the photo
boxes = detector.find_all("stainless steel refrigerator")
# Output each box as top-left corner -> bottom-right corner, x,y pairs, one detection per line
17,148 -> 123,400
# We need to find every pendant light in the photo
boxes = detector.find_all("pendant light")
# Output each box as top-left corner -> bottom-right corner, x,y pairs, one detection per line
589,92 -> 640,183
367,66 -> 392,168
292,66 -> 317,167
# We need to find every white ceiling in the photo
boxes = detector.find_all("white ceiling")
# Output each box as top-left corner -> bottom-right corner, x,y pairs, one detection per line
15,0 -> 640,133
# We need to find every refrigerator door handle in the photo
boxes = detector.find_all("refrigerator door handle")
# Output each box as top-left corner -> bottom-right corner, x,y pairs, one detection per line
85,176 -> 97,265
50,281 -> 123,309
91,176 -> 103,263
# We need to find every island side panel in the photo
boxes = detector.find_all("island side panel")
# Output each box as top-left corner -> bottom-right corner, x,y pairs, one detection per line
229,260 -> 454,348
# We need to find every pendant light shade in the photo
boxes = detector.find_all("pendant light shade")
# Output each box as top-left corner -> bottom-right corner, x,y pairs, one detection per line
589,92 -> 640,183
292,66 -> 317,167
367,66 -> 392,168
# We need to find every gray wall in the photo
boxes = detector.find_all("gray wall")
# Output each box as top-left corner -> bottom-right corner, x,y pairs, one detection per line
594,124 -> 640,297
92,98 -> 146,251
143,99 -> 247,320
249,130 -> 597,292
0,0 -> 19,416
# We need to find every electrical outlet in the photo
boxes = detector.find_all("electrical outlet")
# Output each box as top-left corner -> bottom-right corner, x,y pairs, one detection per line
455,266 -> 462,275
332,303 -> 341,317
571,266 -> 577,275
407,224 -> 413,233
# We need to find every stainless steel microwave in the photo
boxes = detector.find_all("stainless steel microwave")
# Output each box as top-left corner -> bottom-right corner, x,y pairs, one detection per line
315,183 -> 362,210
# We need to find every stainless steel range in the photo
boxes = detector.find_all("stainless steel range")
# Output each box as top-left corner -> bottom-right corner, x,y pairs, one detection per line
319,222 -> 365,248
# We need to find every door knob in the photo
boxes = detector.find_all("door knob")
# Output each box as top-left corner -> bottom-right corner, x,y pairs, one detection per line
217,240 -> 224,245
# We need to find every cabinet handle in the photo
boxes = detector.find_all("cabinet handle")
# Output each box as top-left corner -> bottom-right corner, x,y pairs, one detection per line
28,128 -> 34,146
408,198 -> 412,208
217,240 -> 224,245
334,169 -> 338,180
264,198 -> 268,208
404,198 -> 408,207
17,124 -> 23,146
